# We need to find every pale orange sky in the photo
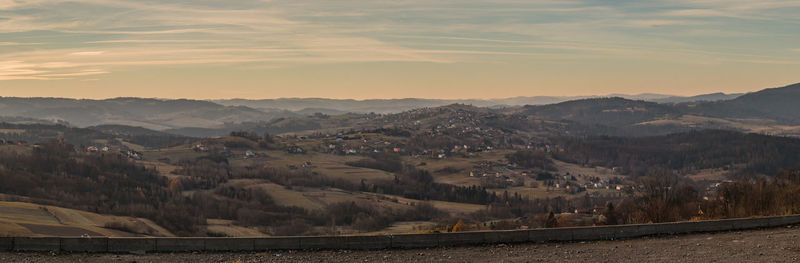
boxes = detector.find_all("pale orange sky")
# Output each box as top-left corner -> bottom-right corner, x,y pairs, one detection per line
1,0 -> 799,99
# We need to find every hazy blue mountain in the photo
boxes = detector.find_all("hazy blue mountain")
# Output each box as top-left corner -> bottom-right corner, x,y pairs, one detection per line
652,92 -> 743,104
214,96 -> 601,114
0,84 -> 794,138
0,97 -> 298,130
213,92 -> 743,115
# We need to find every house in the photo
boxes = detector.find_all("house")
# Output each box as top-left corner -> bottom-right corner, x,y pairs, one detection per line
126,150 -> 142,160
287,145 -> 305,154
193,144 -> 209,152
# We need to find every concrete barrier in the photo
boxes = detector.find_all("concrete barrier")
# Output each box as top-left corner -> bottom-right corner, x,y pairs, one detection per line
345,235 -> 391,250
205,238 -> 254,251
254,237 -> 301,250
571,226 -> 616,241
154,238 -> 205,252
767,216 -> 800,227
8,214 -> 800,252
0,237 -> 12,252
730,217 -> 769,230
530,227 -> 573,243
300,236 -> 347,250
13,237 -> 61,252
61,237 -> 108,252
611,224 -> 647,239
390,233 -> 438,249
108,238 -> 155,253
437,232 -> 485,247
484,230 -> 529,243
656,221 -> 691,235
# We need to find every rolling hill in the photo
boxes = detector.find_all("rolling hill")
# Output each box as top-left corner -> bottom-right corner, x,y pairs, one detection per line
685,83 -> 800,123
0,83 -> 795,137
0,97 -> 297,130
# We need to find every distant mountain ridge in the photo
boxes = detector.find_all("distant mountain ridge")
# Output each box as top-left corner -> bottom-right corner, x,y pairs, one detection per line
521,97 -> 681,127
0,83 -> 797,138
652,92 -> 743,104
212,92 -> 742,114
0,97 -> 299,130
683,83 -> 800,123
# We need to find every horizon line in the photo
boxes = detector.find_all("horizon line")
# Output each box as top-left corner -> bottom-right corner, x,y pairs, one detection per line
0,91 -> 750,102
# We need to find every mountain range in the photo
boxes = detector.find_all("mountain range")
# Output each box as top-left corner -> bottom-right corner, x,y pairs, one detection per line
0,83 -> 796,138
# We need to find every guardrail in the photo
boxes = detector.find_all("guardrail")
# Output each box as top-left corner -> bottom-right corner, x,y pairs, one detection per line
3,215 -> 799,253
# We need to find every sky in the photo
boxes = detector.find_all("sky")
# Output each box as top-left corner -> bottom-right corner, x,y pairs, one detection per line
0,0 -> 799,100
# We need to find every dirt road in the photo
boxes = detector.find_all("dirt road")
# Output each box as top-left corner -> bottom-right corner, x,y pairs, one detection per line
3,225 -> 800,262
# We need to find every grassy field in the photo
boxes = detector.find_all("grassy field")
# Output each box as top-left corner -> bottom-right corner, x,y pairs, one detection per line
224,178 -> 485,216
686,168 -> 730,182
411,150 -> 514,186
226,179 -> 327,211
552,159 -> 619,180
0,129 -> 25,134
0,201 -> 174,237
205,219 -> 266,237
637,115 -> 800,136
229,150 -> 397,184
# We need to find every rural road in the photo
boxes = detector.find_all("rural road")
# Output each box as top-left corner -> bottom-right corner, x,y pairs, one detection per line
3,225 -> 800,262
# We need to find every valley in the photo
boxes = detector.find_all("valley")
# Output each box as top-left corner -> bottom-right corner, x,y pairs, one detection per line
1,83 -> 800,238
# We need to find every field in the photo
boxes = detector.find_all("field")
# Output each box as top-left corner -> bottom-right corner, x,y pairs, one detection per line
0,201 -> 173,237
223,179 -> 485,216
637,115 -> 800,137
0,129 -> 25,134
205,219 -> 266,237
138,136 -> 622,225
230,150 -> 397,184
686,168 -> 730,182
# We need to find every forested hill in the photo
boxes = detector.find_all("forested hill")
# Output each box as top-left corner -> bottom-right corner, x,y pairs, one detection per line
0,83 -> 796,138
551,130 -> 800,176
0,97 -> 297,130
520,97 -> 680,127
0,123 -> 192,149
683,82 -> 800,123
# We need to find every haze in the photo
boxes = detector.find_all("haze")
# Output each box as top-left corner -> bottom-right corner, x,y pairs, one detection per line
1,0 -> 799,99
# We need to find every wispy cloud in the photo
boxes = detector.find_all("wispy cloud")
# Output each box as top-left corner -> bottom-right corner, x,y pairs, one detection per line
69,51 -> 105,56
39,69 -> 108,77
0,42 -> 42,46
625,19 -> 710,28
0,0 -> 798,85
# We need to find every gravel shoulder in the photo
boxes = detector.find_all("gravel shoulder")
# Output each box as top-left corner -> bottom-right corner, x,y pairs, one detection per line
3,225 -> 800,262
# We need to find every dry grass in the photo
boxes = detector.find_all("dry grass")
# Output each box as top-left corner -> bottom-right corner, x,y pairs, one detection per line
686,168 -> 730,182
552,159 -> 617,179
232,150 -> 396,184
637,115 -> 800,136
205,219 -> 266,237
0,129 -> 25,134
0,201 -> 174,237
244,181 -> 326,211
